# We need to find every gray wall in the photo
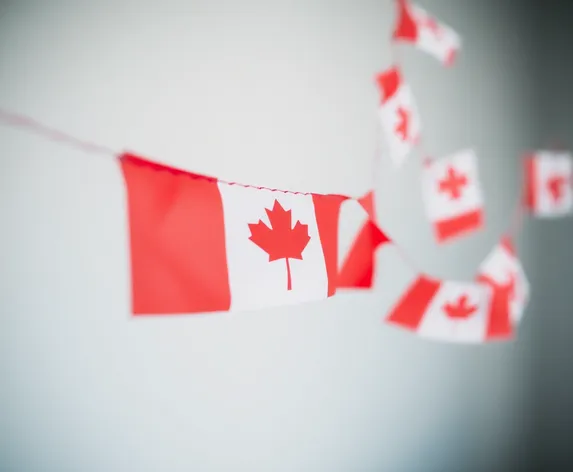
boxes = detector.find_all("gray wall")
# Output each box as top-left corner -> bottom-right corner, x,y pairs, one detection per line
0,1 -> 564,471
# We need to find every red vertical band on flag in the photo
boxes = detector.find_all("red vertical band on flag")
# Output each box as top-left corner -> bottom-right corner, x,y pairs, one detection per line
445,49 -> 457,67
386,275 -> 441,329
338,222 -> 376,289
500,236 -> 515,256
120,153 -> 231,315
393,0 -> 418,41
375,67 -> 402,103
312,194 -> 348,297
477,275 -> 513,340
523,155 -> 536,211
338,221 -> 390,289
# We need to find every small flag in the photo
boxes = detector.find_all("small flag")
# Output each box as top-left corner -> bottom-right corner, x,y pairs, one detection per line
524,151 -> 573,217
386,275 -> 493,343
375,66 -> 421,166
393,0 -> 461,66
477,237 -> 530,333
421,149 -> 485,242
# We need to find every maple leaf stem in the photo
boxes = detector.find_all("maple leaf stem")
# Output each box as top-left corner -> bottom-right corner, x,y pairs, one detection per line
285,258 -> 292,291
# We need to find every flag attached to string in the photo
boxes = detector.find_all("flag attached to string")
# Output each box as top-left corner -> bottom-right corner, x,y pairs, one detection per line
421,149 -> 485,242
393,0 -> 461,66
120,153 -> 347,315
477,237 -> 529,337
524,151 -> 573,217
337,191 -> 390,289
386,275 -> 494,343
375,66 -> 421,166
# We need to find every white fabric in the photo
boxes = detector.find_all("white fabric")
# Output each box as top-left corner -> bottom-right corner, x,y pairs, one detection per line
478,243 -> 530,324
218,184 -> 329,311
379,83 -> 421,166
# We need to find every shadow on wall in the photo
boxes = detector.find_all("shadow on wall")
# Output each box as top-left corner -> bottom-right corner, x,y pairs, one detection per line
528,1 -> 573,470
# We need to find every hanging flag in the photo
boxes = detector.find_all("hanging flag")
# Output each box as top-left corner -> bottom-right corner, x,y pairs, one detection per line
375,66 -> 421,166
477,237 -> 530,336
337,191 -> 390,289
386,275 -> 494,343
421,149 -> 485,242
393,0 -> 461,66
120,153 -> 347,315
524,151 -> 573,217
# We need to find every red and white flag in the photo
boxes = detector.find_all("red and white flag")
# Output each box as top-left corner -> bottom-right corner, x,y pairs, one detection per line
393,0 -> 461,66
477,237 -> 530,334
422,149 -> 484,242
386,275 -> 493,343
337,191 -> 390,289
120,153 -> 347,315
524,151 -> 573,217
376,66 -> 421,166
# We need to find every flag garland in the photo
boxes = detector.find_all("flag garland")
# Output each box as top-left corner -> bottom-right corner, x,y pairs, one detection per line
0,0 -> 572,343
334,0 -> 571,343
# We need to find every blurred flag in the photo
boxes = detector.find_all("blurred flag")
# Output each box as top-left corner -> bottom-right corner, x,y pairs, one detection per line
421,149 -> 485,242
376,66 -> 421,166
393,0 -> 461,66
386,275 -> 494,343
524,151 -> 573,217
477,237 -> 530,337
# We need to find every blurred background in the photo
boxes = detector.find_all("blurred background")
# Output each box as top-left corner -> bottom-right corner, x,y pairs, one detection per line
0,0 -> 572,470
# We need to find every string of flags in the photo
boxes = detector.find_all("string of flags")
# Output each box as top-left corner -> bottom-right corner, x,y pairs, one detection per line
1,0 -> 572,344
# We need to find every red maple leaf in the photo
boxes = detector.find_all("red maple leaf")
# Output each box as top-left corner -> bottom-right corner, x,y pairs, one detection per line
547,174 -> 567,202
443,294 -> 478,319
423,17 -> 442,38
438,166 -> 468,200
395,106 -> 409,141
248,200 -> 311,291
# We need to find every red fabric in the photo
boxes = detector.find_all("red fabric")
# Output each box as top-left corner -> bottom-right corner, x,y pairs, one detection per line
312,193 -> 349,296
523,154 -> 537,211
445,49 -> 457,66
393,0 -> 418,41
500,236 -> 515,256
358,191 -> 376,221
375,67 -> 402,103
337,221 -> 388,289
120,153 -> 231,315
337,191 -> 390,289
386,275 -> 441,329
435,209 -> 483,242
477,275 -> 514,340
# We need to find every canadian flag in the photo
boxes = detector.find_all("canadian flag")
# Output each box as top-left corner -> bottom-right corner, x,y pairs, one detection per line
120,153 -> 347,315
422,149 -> 485,242
477,237 -> 530,334
376,66 -> 421,166
393,0 -> 461,66
386,276 -> 493,343
337,191 -> 390,289
524,151 -> 573,217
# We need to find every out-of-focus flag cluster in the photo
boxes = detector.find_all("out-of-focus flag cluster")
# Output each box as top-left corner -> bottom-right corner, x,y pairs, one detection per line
0,0 -> 570,345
